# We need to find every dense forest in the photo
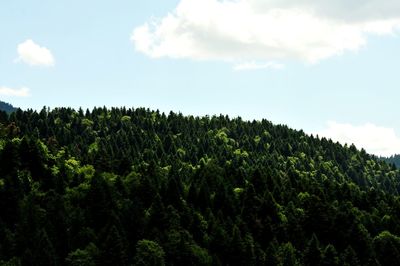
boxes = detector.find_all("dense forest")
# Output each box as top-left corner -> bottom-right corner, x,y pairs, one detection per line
1,106 -> 400,265
382,155 -> 400,169
0,101 -> 16,114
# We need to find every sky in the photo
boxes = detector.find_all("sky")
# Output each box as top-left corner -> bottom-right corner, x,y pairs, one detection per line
1,0 -> 400,156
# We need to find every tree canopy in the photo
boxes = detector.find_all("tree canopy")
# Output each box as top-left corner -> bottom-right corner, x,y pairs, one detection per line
0,101 -> 16,114
1,106 -> 400,265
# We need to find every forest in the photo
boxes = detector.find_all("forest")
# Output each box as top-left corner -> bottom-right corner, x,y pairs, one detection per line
1,106 -> 400,265
0,101 -> 16,114
382,155 -> 400,168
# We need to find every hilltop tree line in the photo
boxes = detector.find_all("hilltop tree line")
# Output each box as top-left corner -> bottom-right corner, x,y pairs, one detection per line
1,107 -> 400,265
382,155 -> 400,169
0,101 -> 16,114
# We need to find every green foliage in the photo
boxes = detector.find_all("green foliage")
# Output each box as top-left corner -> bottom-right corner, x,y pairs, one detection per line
121,115 -> 131,123
276,242 -> 301,266
0,106 -> 400,265
65,243 -> 98,266
321,244 -> 339,266
133,240 -> 165,266
373,231 -> 400,265
382,154 -> 400,168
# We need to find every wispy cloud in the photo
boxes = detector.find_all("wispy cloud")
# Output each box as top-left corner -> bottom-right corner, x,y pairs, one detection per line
16,39 -> 55,67
317,121 -> 400,157
131,0 -> 400,64
233,61 -> 284,71
0,86 -> 31,97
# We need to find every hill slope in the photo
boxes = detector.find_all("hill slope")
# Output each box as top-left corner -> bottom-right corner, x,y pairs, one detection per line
0,100 -> 16,113
382,155 -> 400,168
1,107 -> 400,265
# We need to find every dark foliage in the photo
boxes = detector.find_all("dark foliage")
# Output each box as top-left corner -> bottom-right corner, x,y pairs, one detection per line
0,101 -> 17,114
1,106 -> 400,265
382,155 -> 400,168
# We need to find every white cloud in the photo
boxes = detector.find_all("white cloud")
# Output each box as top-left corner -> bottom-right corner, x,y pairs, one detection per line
233,61 -> 284,71
17,39 -> 55,66
317,121 -> 400,157
131,0 -> 400,64
0,86 -> 30,97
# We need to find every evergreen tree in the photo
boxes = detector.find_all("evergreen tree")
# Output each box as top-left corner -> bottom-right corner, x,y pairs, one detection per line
133,240 -> 165,266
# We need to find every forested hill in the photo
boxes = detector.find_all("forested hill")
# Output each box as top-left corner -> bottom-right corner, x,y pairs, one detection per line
0,100 -> 16,113
382,155 -> 400,168
1,107 -> 400,265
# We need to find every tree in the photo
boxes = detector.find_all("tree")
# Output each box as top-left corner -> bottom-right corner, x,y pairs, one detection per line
277,242 -> 301,266
303,234 -> 322,266
321,244 -> 339,266
100,226 -> 128,266
340,246 -> 360,266
0,257 -> 21,266
65,243 -> 98,266
373,231 -> 400,265
32,229 -> 58,266
133,240 -> 165,266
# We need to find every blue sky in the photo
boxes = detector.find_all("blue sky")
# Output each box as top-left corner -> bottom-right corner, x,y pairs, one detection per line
1,0 -> 400,156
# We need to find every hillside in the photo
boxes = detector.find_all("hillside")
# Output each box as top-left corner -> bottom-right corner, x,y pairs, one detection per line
1,107 -> 400,265
0,100 -> 16,113
382,155 -> 400,168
